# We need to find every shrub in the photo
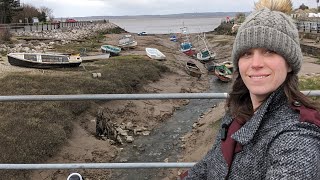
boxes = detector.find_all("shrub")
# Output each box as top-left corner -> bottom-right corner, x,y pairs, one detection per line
0,28 -> 12,42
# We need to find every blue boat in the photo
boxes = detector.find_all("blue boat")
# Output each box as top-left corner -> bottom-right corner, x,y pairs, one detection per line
169,34 -> 177,42
101,45 -> 121,56
180,42 -> 192,52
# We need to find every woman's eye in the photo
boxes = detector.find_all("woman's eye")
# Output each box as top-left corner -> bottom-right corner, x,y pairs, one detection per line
241,52 -> 251,58
264,50 -> 275,55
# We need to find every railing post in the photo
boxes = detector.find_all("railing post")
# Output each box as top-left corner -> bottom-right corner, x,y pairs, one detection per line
310,23 -> 312,33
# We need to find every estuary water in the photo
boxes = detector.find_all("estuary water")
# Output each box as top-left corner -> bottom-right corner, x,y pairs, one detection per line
109,17 -> 223,34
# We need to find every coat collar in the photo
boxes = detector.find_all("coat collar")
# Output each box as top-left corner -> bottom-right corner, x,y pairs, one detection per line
232,87 -> 288,145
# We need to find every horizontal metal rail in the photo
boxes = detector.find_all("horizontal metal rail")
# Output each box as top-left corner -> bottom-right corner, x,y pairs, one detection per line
0,90 -> 319,171
0,93 -> 228,102
0,90 -> 319,102
0,162 -> 196,170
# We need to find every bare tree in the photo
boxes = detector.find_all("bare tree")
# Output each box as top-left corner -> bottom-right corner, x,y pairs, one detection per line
11,4 -> 40,23
39,6 -> 54,21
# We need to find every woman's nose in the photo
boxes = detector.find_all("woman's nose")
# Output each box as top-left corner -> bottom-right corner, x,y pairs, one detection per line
251,53 -> 264,68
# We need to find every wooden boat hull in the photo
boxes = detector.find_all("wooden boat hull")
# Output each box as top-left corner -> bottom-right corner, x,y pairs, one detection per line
7,53 -> 82,69
212,61 -> 233,82
214,70 -> 232,82
185,61 -> 202,78
183,49 -> 196,57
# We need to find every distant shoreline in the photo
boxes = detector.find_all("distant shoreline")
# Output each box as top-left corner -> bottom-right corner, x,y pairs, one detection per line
56,12 -> 250,21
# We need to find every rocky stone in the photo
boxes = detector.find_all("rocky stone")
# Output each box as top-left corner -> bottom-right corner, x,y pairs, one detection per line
126,122 -> 134,130
116,127 -> 128,136
125,136 -> 134,143
142,131 -> 150,136
5,23 -> 118,54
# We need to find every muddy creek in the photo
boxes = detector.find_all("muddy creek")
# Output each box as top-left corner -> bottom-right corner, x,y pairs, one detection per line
109,76 -> 231,180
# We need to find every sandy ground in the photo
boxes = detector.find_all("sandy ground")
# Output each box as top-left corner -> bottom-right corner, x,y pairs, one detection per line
2,33 -> 320,179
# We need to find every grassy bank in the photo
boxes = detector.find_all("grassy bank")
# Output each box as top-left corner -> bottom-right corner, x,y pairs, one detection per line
53,27 -> 126,55
0,54 -> 169,179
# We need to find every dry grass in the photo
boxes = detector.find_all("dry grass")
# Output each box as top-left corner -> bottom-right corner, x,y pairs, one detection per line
0,55 -> 169,179
53,27 -> 126,55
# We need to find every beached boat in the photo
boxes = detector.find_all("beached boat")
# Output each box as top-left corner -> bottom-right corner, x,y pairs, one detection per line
180,42 -> 196,56
180,42 -> 192,52
101,45 -> 121,56
185,60 -> 202,78
81,54 -> 110,61
196,33 -> 216,63
7,53 -> 82,68
180,26 -> 196,56
212,61 -> 233,82
169,34 -> 177,42
118,34 -> 138,49
196,49 -> 216,63
145,48 -> 166,60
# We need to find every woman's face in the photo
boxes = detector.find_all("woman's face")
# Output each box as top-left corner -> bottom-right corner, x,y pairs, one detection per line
238,48 -> 291,108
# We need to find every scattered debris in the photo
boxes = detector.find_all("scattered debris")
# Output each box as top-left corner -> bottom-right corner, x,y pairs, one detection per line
95,109 -> 123,144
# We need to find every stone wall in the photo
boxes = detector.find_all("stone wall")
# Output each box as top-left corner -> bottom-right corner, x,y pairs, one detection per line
301,44 -> 320,58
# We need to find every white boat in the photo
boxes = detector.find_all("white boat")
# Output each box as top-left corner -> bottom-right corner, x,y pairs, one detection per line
195,33 -> 216,63
81,54 -> 110,61
196,49 -> 216,62
118,34 -> 138,49
145,48 -> 166,60
7,52 -> 82,68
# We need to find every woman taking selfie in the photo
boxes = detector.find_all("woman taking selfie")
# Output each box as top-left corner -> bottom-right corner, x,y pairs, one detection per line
184,0 -> 320,179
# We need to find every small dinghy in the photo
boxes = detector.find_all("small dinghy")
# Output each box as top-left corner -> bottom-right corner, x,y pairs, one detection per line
101,45 -> 121,56
185,60 -> 202,78
145,48 -> 166,60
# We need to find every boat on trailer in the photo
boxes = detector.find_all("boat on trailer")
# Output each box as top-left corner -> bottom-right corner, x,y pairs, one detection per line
7,53 -> 82,68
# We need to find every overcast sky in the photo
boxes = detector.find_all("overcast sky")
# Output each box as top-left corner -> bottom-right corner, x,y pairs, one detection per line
21,0 -> 318,18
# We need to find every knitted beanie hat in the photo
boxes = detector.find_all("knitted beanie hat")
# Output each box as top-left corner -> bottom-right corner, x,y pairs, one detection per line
231,8 -> 302,74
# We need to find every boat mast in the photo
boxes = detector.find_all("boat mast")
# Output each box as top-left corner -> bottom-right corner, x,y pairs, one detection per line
198,33 -> 211,56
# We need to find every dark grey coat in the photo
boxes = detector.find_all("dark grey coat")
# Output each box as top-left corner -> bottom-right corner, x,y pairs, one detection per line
186,89 -> 320,179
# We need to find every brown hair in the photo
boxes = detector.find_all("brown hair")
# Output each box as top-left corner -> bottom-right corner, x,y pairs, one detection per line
226,71 -> 320,123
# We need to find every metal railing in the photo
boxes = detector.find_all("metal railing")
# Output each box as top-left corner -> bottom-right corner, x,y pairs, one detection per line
0,90 -> 319,170
296,21 -> 320,33
0,90 -> 319,102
